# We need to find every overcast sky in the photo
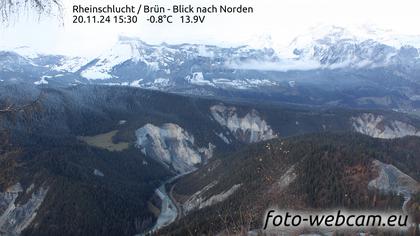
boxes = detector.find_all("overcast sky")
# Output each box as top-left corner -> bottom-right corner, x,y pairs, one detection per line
1,0 -> 420,56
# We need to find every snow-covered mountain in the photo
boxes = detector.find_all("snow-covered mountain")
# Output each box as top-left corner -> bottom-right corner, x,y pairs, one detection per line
286,25 -> 420,69
4,26 -> 420,71
0,48 -> 88,76
78,36 -> 279,81
2,26 -> 420,79
2,25 -> 420,111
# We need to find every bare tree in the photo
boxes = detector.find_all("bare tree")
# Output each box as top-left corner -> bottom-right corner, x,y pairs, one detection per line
0,92 -> 45,129
0,0 -> 62,23
0,92 -> 45,148
0,93 -> 44,114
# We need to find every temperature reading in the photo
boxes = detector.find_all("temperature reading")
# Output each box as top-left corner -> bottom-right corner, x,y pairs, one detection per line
147,15 -> 173,23
180,15 -> 206,23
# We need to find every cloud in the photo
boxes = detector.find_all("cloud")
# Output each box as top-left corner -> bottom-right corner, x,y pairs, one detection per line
225,59 -> 321,72
2,0 -> 420,57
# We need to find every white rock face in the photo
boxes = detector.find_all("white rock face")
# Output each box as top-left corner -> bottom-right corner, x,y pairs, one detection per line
288,80 -> 296,88
210,104 -> 277,143
135,123 -> 214,173
198,143 -> 216,160
216,132 -> 231,144
0,183 -> 48,235
351,113 -> 420,139
182,181 -> 217,214
93,169 -> 105,177
200,184 -> 241,208
183,182 -> 242,214
278,165 -> 297,189
369,160 -> 420,198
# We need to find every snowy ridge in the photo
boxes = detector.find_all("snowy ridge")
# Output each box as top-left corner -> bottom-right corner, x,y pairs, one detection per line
52,56 -> 90,73
11,46 -> 41,59
285,25 -> 420,69
81,38 -> 144,80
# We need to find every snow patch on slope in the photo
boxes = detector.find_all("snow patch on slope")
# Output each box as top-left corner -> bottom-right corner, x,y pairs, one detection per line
212,78 -> 277,89
93,169 -> 104,177
34,75 -> 51,85
185,72 -> 215,87
141,78 -> 171,90
53,57 -> 90,73
135,123 -> 214,173
351,113 -> 420,139
210,104 -> 277,143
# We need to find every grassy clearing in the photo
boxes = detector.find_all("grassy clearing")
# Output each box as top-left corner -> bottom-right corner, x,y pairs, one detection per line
78,130 -> 130,152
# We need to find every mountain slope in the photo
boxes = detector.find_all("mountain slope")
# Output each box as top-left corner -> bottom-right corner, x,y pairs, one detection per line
163,133 -> 420,235
2,84 -> 420,235
288,26 -> 420,69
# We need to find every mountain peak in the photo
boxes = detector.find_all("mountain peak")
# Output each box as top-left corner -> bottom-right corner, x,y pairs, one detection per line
117,36 -> 150,47
244,33 -> 276,49
289,24 -> 420,51
289,25 -> 358,51
6,46 -> 42,59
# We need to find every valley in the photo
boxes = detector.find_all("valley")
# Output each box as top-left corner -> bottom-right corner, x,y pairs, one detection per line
162,133 -> 420,235
2,25 -> 420,235
1,84 -> 420,235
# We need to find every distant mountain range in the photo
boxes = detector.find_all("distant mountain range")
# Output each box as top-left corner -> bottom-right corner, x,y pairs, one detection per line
1,25 -> 420,110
